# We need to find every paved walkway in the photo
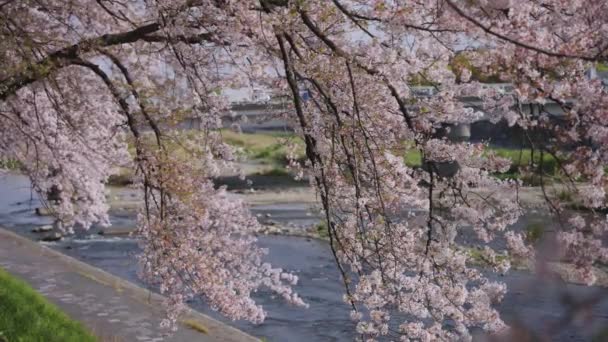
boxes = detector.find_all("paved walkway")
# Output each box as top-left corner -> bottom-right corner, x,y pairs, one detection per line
0,227 -> 258,342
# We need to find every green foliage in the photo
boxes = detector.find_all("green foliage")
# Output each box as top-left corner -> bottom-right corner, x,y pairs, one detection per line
0,159 -> 21,170
252,143 -> 285,163
0,268 -> 96,342
525,222 -> 545,243
315,222 -> 329,239
557,189 -> 573,202
408,52 -> 503,85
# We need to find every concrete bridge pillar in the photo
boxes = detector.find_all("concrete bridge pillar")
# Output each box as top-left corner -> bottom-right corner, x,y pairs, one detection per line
446,123 -> 471,142
425,123 -> 471,178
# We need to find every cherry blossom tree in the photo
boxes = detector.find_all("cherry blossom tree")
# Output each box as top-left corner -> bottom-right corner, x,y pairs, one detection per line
0,0 -> 307,327
1,0 -> 608,340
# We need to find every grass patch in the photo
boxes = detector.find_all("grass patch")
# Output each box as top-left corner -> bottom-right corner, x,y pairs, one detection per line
0,268 -> 96,342
112,131 -> 566,188
402,147 -> 557,170
525,222 -> 545,243
566,202 -> 608,214
597,63 -> 608,72
180,319 -> 208,334
220,129 -> 305,165
255,167 -> 290,177
107,170 -> 133,187
483,148 -> 560,185
593,325 -> 608,342
404,150 -> 422,167
314,222 -> 330,239
403,147 -> 560,185
0,159 -> 21,170
113,130 -> 305,185
557,189 -> 573,202
466,248 -> 510,265
491,148 -> 557,171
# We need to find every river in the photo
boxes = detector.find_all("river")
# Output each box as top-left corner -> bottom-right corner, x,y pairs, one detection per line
0,173 -> 607,341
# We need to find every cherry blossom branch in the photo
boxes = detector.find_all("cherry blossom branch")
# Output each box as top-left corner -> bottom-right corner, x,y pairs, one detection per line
331,0 -> 456,33
0,23 -> 158,100
0,23 -> 218,101
0,0 -> 16,8
98,50 -> 163,147
276,31 -> 358,313
71,58 -> 161,217
444,0 -> 607,62
298,10 -> 419,133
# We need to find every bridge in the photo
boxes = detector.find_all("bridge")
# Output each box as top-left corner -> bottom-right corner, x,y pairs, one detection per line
188,84 -> 568,134
174,82 -> 591,147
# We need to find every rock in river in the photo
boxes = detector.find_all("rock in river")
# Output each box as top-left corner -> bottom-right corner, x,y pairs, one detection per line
41,232 -> 62,242
35,207 -> 52,216
31,225 -> 53,233
98,226 -> 136,236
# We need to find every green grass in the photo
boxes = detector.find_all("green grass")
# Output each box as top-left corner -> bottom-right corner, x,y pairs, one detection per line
314,222 -> 330,239
109,129 -> 305,186
112,130 -> 566,188
404,147 -> 559,186
597,63 -> 608,72
255,167 -> 291,177
525,222 -> 545,243
404,150 -> 422,167
0,159 -> 21,170
490,148 -> 558,174
220,129 -> 305,165
466,248 -> 510,266
489,148 -> 560,185
107,169 -> 133,186
402,147 -> 557,170
557,189 -> 573,202
180,319 -> 208,334
593,325 -> 608,342
401,146 -> 562,185
0,268 -> 96,342
125,129 -> 305,166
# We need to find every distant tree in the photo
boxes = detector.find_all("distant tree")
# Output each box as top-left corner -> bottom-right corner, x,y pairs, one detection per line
1,0 -> 608,340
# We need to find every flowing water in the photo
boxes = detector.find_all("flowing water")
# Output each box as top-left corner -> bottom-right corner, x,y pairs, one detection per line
1,173 -> 607,341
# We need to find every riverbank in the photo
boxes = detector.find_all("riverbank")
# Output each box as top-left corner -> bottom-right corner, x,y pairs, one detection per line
0,227 -> 259,342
